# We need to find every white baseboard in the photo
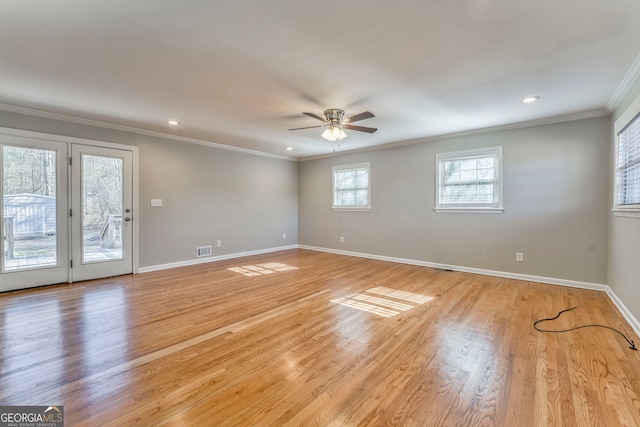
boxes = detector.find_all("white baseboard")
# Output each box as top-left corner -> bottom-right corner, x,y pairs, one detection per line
299,245 -> 608,290
138,243 -> 640,338
138,245 -> 298,273
298,245 -> 640,337
605,287 -> 640,338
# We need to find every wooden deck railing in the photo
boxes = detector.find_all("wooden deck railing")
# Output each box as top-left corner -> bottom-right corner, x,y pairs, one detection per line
3,217 -> 15,258
100,214 -> 122,249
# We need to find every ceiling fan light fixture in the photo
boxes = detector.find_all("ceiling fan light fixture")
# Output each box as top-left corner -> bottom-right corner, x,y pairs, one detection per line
322,125 -> 347,142
289,108 -> 375,142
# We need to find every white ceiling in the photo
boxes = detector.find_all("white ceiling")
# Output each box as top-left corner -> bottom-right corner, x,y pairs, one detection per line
1,1 -> 640,159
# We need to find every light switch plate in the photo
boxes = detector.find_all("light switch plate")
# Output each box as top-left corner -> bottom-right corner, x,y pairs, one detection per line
151,199 -> 163,207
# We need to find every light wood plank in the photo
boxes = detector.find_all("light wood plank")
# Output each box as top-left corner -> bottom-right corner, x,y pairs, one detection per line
1,249 -> 639,426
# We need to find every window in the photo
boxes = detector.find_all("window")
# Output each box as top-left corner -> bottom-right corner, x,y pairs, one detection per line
333,162 -> 370,210
435,146 -> 503,212
615,113 -> 640,210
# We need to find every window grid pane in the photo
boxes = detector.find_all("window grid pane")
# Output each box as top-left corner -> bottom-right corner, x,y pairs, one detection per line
617,113 -> 640,206
439,153 -> 498,206
334,166 -> 369,207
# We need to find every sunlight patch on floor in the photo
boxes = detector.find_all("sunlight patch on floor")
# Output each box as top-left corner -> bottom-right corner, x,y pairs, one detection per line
366,286 -> 435,304
228,262 -> 299,277
331,287 -> 433,317
331,296 -> 400,318
352,294 -> 414,311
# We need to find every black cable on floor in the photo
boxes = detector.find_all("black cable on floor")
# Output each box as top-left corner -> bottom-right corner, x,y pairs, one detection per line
533,306 -> 637,351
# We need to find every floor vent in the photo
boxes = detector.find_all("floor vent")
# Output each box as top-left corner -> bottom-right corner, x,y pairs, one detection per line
197,245 -> 212,257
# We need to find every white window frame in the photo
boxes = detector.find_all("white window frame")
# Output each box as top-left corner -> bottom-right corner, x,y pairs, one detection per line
332,162 -> 371,211
613,91 -> 640,219
435,146 -> 503,213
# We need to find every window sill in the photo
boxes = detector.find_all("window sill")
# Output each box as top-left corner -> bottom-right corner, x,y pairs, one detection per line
332,207 -> 372,212
434,207 -> 504,214
612,209 -> 640,219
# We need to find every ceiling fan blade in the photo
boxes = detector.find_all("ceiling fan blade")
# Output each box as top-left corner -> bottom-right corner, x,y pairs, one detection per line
344,124 -> 377,133
288,125 -> 324,131
345,111 -> 374,123
302,112 -> 327,122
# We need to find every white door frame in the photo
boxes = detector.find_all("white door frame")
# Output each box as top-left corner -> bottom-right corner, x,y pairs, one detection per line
70,144 -> 134,282
0,126 -> 139,286
0,137 -> 69,291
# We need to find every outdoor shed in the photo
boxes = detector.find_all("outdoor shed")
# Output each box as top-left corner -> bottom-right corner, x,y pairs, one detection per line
3,193 -> 56,236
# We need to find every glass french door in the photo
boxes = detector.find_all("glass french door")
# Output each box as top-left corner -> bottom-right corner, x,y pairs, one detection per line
1,134 -> 134,292
70,145 -> 133,282
1,139 -> 69,292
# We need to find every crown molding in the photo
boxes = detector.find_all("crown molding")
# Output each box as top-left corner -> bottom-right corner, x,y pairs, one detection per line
0,103 -> 296,162
607,52 -> 640,112
300,109 -> 610,161
0,101 -> 610,163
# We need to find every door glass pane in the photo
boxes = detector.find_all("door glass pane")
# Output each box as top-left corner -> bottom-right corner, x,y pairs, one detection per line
82,154 -> 123,263
2,146 -> 57,271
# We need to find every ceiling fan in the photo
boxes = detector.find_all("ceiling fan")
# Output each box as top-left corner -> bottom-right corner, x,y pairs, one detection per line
289,109 -> 377,141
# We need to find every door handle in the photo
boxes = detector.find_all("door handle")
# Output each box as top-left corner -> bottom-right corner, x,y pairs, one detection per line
124,217 -> 131,222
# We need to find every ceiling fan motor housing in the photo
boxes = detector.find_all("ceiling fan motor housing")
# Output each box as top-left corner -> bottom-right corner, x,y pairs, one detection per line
324,109 -> 345,124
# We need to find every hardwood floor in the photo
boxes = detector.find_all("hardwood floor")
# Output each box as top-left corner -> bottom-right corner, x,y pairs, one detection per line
1,249 -> 639,426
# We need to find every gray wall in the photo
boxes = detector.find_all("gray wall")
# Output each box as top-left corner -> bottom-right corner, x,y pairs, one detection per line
138,139 -> 297,266
0,108 -> 621,293
299,116 -> 611,284
0,110 -> 299,269
609,77 -> 640,321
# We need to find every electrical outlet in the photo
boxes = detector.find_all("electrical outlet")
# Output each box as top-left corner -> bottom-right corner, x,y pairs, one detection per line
217,240 -> 222,248
340,236 -> 345,243
516,252 -> 524,262
282,233 -> 286,239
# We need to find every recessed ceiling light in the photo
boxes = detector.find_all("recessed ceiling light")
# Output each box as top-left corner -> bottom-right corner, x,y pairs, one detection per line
522,96 -> 540,103
285,147 -> 293,151
168,120 -> 179,125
